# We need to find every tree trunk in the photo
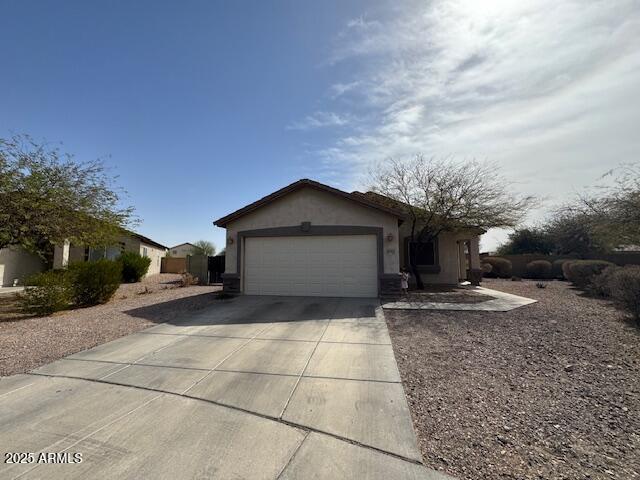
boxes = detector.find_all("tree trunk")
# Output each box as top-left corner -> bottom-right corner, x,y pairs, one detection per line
409,245 -> 424,290
407,218 -> 425,290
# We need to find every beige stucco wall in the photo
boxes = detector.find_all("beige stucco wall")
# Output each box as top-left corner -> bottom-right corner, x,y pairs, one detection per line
223,187 -> 400,277
398,223 -> 482,285
0,246 -> 46,286
170,244 -> 196,257
140,241 -> 166,276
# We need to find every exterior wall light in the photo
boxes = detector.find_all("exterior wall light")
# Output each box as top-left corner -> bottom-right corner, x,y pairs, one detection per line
386,233 -> 394,242
227,237 -> 234,245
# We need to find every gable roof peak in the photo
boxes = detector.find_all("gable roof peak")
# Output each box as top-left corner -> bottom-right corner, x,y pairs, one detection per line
213,178 -> 404,227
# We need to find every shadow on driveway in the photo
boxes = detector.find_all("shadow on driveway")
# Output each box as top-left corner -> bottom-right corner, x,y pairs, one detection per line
124,294 -> 378,326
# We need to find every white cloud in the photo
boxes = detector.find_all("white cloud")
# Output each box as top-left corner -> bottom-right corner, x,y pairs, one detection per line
346,15 -> 381,30
300,0 -> 640,249
329,81 -> 361,98
286,111 -> 349,131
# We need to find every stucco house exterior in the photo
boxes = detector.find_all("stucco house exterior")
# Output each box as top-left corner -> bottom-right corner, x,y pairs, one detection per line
53,232 -> 168,276
213,179 -> 483,298
0,246 -> 47,287
169,242 -> 198,257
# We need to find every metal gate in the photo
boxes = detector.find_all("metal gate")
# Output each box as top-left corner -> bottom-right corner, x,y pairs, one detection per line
208,255 -> 225,284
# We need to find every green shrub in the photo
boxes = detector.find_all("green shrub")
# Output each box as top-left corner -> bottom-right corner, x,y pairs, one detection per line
553,259 -> 573,279
525,260 -> 553,279
609,266 -> 640,322
118,251 -> 151,283
68,260 -> 122,306
561,260 -> 575,281
481,257 -> 512,278
20,270 -> 73,315
589,265 -> 620,297
565,260 -> 615,288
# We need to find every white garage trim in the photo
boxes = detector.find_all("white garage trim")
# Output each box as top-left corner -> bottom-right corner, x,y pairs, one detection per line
243,235 -> 378,297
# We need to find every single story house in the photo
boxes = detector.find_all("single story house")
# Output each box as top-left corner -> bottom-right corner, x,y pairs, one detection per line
169,242 -> 198,257
213,179 -> 483,298
52,231 -> 168,276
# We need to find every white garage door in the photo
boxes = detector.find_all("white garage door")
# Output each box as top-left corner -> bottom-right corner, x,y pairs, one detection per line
244,235 -> 378,297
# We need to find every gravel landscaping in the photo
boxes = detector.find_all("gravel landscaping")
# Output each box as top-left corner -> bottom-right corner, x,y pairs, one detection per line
386,278 -> 640,480
401,287 -> 493,304
0,274 -> 221,376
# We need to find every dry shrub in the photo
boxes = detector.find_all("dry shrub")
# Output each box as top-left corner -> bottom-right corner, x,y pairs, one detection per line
525,260 -> 553,279
590,265 -> 620,297
180,272 -> 199,287
608,266 -> 640,322
481,257 -> 512,278
565,260 -> 615,288
553,259 -> 573,279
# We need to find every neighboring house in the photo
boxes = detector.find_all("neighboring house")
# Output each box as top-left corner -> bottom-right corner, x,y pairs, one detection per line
0,246 -> 47,287
169,242 -> 198,257
53,232 -> 168,276
213,178 -> 483,298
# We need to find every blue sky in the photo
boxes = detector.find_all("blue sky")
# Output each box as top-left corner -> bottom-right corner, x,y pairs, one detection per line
2,1 -> 639,252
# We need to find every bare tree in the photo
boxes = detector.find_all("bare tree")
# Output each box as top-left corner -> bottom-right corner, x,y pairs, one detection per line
192,240 -> 216,256
370,155 -> 534,288
570,163 -> 640,248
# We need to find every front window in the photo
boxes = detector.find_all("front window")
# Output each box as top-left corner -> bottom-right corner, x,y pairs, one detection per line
409,240 -> 437,266
142,247 -> 148,257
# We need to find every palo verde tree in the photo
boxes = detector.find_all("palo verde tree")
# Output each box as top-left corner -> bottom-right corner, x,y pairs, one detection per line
370,155 -> 534,289
0,134 -> 135,257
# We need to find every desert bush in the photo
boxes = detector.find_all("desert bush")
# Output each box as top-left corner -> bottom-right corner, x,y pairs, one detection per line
565,260 -> 615,288
562,260 -> 575,281
20,270 -> 73,315
525,260 -> 553,279
118,252 -> 151,283
68,260 -> 122,306
608,266 -> 640,322
553,259 -> 573,279
481,257 -> 512,278
535,282 -> 547,289
589,265 -> 621,297
179,272 -> 198,287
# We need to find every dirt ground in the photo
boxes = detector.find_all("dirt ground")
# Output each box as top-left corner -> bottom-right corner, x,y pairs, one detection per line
385,278 -> 640,480
0,274 -> 221,376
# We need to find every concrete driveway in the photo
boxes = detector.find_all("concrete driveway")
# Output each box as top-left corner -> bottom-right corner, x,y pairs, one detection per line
1,296 -> 450,479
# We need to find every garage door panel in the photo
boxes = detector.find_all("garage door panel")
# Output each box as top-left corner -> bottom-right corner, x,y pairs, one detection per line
244,235 -> 378,297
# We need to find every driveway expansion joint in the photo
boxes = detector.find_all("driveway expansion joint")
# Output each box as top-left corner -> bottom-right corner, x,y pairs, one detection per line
24,371 -> 426,467
277,299 -> 339,419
